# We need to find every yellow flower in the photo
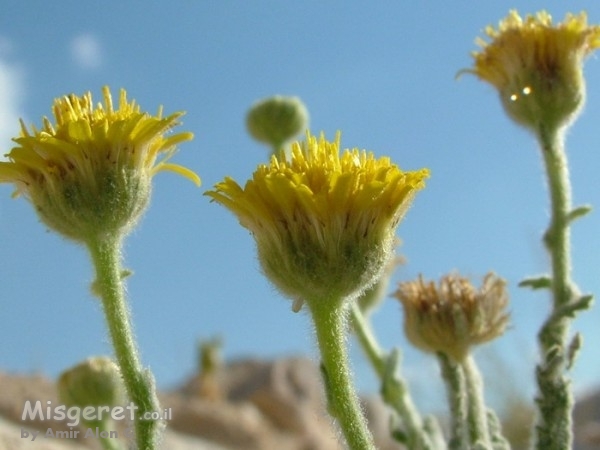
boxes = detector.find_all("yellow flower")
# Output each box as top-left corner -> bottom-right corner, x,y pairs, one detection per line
394,273 -> 509,362
465,10 -> 600,131
206,132 -> 428,309
0,86 -> 199,242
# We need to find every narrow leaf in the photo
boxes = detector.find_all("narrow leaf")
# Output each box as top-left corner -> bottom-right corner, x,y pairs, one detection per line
566,205 -> 592,223
519,276 -> 551,290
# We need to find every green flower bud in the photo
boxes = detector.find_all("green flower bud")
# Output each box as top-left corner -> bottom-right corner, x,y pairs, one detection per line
58,357 -> 124,410
246,96 -> 309,152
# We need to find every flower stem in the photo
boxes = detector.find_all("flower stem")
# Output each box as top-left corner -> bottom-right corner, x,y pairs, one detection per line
533,125 -> 577,450
437,353 -> 467,450
87,236 -> 161,450
308,300 -> 375,450
461,355 -> 492,449
350,304 -> 438,450
85,419 -> 126,450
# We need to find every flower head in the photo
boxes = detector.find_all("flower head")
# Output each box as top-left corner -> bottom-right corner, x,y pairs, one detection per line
465,10 -> 600,131
206,132 -> 428,309
394,273 -> 510,362
0,86 -> 199,242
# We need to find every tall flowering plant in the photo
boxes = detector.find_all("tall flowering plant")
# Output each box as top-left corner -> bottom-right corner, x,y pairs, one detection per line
207,131 -> 428,449
1,87 -> 199,450
464,10 -> 599,450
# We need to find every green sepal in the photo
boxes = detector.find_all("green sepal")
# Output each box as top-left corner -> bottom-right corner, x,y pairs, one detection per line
566,205 -> 592,224
519,276 -> 552,290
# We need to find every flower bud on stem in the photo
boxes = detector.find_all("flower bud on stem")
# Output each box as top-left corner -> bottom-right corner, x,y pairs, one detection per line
58,357 -> 126,450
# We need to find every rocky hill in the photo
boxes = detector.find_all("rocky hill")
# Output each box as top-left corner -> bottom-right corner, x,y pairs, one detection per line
0,356 -> 598,449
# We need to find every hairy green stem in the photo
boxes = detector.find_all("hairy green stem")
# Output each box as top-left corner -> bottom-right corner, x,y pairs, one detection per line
349,304 -> 385,375
532,126 -> 577,450
539,127 -> 573,336
87,236 -> 161,450
308,300 -> 375,450
461,355 -> 492,449
437,353 -> 467,450
350,304 -> 437,450
84,419 -> 126,450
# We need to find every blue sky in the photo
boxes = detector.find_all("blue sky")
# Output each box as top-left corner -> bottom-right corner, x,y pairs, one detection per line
1,1 -> 599,414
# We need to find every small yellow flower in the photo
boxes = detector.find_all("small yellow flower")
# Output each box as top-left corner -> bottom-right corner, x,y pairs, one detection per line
206,132 -> 428,308
0,86 -> 199,242
394,273 -> 509,362
465,10 -> 600,131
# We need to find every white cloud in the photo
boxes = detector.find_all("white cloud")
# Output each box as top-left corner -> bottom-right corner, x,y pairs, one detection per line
0,56 -> 24,156
70,34 -> 103,69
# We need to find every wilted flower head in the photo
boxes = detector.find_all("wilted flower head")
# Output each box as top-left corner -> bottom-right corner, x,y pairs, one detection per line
394,273 -> 510,361
0,86 -> 199,243
465,10 -> 600,132
206,132 -> 428,309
